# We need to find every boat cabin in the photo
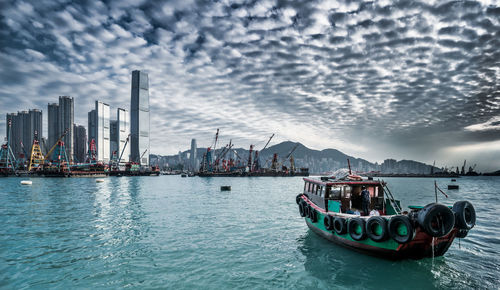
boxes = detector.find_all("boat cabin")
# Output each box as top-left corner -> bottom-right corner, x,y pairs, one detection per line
302,178 -> 400,215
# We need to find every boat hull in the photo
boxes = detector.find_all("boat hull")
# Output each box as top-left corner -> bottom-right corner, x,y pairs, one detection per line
305,218 -> 457,260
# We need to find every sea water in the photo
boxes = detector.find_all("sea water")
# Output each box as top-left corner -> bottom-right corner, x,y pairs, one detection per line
1,176 -> 499,289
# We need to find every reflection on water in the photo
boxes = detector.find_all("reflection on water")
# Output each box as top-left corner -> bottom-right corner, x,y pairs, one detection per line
0,176 -> 499,289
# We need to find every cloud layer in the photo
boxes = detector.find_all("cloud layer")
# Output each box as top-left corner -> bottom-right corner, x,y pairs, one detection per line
0,0 -> 499,170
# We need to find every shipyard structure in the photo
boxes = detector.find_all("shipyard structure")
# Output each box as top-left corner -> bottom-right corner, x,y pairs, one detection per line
0,70 -> 158,177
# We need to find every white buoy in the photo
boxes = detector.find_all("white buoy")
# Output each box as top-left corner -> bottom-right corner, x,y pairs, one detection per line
20,180 -> 32,185
96,179 -> 105,183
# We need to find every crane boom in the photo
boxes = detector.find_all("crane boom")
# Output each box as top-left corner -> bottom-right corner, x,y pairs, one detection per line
116,134 -> 130,167
260,134 -> 275,151
45,129 -> 69,160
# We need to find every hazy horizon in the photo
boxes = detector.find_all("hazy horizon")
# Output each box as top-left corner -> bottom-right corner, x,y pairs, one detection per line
1,0 -> 499,171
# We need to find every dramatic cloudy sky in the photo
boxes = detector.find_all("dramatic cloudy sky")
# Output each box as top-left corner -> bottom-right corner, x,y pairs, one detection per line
0,0 -> 499,171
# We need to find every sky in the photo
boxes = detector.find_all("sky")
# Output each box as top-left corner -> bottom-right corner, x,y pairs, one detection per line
0,0 -> 499,172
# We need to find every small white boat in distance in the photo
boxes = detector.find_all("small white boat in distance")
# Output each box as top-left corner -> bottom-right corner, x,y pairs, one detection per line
20,180 -> 32,185
96,179 -> 105,183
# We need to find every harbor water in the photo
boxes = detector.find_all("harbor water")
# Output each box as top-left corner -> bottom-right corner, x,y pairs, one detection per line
1,176 -> 499,289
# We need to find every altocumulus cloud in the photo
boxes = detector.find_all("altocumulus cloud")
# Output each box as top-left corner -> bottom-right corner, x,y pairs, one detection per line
0,0 -> 499,171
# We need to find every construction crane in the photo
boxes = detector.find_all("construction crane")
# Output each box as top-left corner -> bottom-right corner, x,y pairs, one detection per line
0,119 -> 16,173
140,149 -> 148,164
45,129 -> 69,161
28,131 -> 44,171
278,143 -> 300,168
116,135 -> 130,168
253,134 -> 274,172
260,134 -> 274,152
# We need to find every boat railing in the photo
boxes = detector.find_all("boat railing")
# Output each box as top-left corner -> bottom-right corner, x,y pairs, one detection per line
381,181 -> 402,214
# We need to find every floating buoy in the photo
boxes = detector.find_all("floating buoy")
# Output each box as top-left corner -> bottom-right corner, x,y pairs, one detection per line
448,185 -> 459,190
221,186 -> 231,191
96,179 -> 105,183
20,180 -> 32,185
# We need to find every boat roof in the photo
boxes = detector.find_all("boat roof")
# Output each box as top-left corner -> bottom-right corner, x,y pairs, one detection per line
303,177 -> 385,186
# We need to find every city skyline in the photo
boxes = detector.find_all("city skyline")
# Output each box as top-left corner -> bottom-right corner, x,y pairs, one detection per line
0,1 -> 499,171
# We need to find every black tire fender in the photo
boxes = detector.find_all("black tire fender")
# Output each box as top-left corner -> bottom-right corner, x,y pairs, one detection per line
324,215 -> 334,230
452,201 -> 476,230
296,194 -> 304,204
366,216 -> 388,242
299,201 -> 306,217
304,204 -> 310,218
309,206 -> 317,223
334,217 -> 347,235
348,218 -> 367,241
388,215 -> 414,244
417,203 -> 455,237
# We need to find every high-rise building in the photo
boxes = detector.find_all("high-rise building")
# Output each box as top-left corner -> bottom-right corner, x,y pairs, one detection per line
130,70 -> 150,166
88,101 -> 110,162
117,108 -> 130,165
57,96 -> 74,161
110,120 -> 118,161
190,138 -> 197,172
47,103 -> 59,149
27,109 -> 42,153
6,113 -> 20,156
73,124 -> 87,163
5,109 -> 42,158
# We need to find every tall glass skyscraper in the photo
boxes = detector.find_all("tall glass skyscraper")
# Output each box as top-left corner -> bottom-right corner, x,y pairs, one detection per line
47,103 -> 59,149
88,101 -> 110,162
130,70 -> 150,166
73,124 -> 87,163
57,96 -> 74,161
190,138 -> 197,172
117,108 -> 130,165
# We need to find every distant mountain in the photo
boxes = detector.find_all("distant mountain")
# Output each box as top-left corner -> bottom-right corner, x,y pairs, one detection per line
151,141 -> 438,174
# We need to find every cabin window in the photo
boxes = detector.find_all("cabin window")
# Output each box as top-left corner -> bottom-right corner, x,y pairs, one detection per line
312,184 -> 317,195
318,186 -> 324,197
304,183 -> 307,192
343,186 -> 351,198
330,186 -> 341,199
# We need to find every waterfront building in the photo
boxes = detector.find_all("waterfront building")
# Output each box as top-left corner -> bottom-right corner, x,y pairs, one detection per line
47,103 -> 59,149
88,101 -> 110,162
190,138 -> 197,172
130,70 -> 150,166
57,96 -> 74,161
5,113 -> 20,157
117,108 -> 130,165
110,120 -> 118,161
5,109 -> 42,158
73,124 -> 87,163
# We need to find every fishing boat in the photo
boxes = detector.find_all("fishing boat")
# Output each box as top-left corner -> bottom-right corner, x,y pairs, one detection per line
296,176 -> 476,260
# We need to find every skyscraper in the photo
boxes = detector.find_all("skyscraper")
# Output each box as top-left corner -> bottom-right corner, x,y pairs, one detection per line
27,109 -> 42,153
117,108 -> 130,165
110,120 -> 118,161
88,101 -> 110,162
73,124 -> 87,163
5,109 -> 42,158
47,103 -> 59,148
57,96 -> 74,161
190,138 -> 197,172
130,70 -> 150,166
